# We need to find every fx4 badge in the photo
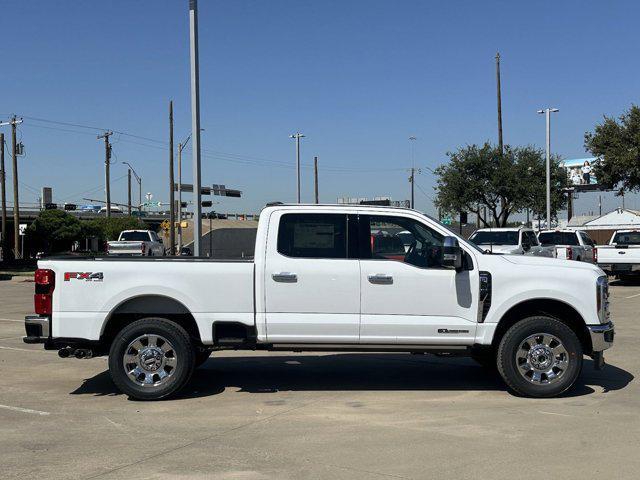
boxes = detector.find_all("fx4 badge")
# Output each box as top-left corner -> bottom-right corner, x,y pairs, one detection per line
64,272 -> 104,282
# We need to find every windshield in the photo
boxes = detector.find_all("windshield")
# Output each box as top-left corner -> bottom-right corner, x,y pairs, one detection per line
613,232 -> 640,245
538,232 -> 579,246
469,231 -> 518,246
119,231 -> 150,242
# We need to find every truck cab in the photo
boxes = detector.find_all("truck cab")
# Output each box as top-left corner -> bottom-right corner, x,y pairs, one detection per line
468,227 -> 553,257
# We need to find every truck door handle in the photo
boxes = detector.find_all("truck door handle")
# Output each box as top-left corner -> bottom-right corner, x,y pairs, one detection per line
272,272 -> 298,283
368,274 -> 393,285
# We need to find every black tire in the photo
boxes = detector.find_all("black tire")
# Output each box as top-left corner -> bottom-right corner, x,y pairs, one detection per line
194,348 -> 212,368
108,317 -> 196,400
470,346 -> 496,370
497,316 -> 582,398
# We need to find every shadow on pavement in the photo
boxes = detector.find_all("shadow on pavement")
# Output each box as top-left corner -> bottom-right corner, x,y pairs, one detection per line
70,353 -> 634,400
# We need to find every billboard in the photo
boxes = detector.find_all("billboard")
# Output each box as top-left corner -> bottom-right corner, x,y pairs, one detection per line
561,157 -> 598,190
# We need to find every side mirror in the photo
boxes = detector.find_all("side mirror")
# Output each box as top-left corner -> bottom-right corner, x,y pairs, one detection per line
442,236 -> 463,271
522,241 -> 531,252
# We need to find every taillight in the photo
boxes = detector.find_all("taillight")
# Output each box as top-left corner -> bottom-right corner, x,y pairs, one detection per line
594,247 -> 598,263
141,243 -> 146,254
566,247 -> 573,260
34,268 -> 55,315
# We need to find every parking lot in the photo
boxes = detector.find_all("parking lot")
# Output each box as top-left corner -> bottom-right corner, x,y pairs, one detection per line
0,277 -> 638,480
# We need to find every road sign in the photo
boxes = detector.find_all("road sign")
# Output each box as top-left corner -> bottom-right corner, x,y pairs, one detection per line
442,217 -> 452,225
19,224 -> 27,236
161,219 -> 171,231
174,183 -> 211,195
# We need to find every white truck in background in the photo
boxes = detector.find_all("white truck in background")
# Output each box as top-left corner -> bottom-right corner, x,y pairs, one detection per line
107,230 -> 165,257
537,229 -> 596,263
597,230 -> 640,281
468,227 -> 554,257
24,204 -> 613,400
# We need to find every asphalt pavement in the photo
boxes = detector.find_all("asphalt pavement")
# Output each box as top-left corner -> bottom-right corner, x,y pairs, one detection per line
0,277 -> 638,479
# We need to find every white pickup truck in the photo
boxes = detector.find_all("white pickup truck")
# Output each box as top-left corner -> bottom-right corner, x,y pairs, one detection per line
537,229 -> 596,263
597,230 -> 640,280
469,227 -> 554,257
24,204 -> 614,400
107,230 -> 165,257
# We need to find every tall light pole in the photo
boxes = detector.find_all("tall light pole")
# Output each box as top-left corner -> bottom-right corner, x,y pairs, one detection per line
290,133 -> 304,203
121,162 -> 142,211
189,0 -> 203,256
537,108 -> 559,228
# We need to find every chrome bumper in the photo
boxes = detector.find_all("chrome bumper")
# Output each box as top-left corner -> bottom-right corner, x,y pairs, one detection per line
23,315 -> 50,344
588,321 -> 614,352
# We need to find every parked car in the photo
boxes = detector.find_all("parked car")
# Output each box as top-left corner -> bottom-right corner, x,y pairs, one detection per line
469,227 -> 554,257
107,230 -> 165,256
24,204 -> 613,400
99,206 -> 124,214
596,230 -> 640,281
537,229 -> 596,262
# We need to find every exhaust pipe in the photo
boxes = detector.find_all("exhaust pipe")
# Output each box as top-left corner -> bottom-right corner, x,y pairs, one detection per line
74,349 -> 94,359
58,348 -> 74,358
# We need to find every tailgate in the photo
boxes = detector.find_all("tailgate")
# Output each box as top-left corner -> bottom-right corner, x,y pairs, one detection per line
597,246 -> 640,264
107,241 -> 144,254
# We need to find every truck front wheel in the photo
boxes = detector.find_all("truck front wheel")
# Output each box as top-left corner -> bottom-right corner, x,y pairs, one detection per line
108,318 -> 196,400
497,316 -> 582,397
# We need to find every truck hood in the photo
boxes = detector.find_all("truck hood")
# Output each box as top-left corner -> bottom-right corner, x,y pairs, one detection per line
502,254 -> 603,273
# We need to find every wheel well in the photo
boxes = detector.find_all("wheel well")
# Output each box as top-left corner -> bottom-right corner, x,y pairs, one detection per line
101,295 -> 201,347
492,299 -> 592,354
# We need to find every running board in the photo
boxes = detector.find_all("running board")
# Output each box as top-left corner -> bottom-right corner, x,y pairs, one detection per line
264,343 -> 470,354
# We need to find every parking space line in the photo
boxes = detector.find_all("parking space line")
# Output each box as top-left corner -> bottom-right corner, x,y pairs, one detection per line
0,318 -> 23,323
0,404 -> 50,416
0,345 -> 46,353
625,293 -> 640,299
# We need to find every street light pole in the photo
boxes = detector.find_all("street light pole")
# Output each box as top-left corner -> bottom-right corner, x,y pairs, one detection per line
189,0 -> 203,256
537,108 -> 559,228
290,133 -> 304,203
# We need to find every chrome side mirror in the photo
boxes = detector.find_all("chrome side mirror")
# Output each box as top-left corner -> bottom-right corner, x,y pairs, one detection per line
443,236 -> 463,271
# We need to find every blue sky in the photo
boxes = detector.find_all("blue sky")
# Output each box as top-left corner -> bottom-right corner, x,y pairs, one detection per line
1,0 -> 638,217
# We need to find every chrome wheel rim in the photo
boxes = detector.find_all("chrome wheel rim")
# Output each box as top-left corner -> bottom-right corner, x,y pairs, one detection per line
123,334 -> 177,387
515,333 -> 569,385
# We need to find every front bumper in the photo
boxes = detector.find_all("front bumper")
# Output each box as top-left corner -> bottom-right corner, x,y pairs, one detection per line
588,321 -> 615,352
23,315 -> 50,343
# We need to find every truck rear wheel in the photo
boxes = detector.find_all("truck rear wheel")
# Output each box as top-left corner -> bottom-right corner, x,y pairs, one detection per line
497,316 -> 582,397
108,318 -> 196,400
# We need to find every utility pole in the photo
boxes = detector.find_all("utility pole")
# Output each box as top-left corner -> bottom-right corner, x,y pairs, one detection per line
122,162 -> 142,212
409,168 -> 415,209
290,133 -> 304,203
537,108 -> 559,228
169,100 -> 175,255
599,194 -> 602,216
0,133 -> 6,259
97,131 -> 113,218
314,156 -> 319,204
189,0 -> 203,256
178,142 -> 183,252
409,136 -> 416,209
496,53 -> 503,154
127,169 -> 132,215
11,116 -> 22,259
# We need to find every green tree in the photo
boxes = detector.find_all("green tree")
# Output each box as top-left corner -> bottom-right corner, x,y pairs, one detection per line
434,143 -> 567,227
584,105 -> 640,195
26,209 -> 84,253
85,217 -> 145,241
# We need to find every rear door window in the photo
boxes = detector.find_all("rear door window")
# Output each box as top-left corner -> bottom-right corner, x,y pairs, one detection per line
277,213 -> 348,259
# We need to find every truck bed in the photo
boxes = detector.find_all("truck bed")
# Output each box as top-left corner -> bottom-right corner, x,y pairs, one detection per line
39,256 -> 255,342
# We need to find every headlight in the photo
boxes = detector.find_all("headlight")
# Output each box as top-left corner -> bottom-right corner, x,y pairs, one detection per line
597,275 -> 609,323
